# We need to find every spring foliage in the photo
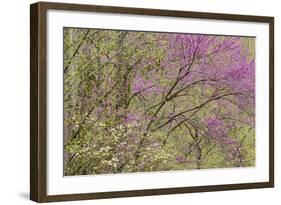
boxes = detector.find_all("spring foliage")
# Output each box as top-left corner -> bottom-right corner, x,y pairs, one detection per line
63,28 -> 255,175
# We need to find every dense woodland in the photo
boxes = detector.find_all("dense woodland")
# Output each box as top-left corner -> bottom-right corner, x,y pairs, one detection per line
63,28 -> 255,176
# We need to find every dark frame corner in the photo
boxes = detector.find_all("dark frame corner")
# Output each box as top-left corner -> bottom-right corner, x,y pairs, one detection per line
30,1 -> 274,202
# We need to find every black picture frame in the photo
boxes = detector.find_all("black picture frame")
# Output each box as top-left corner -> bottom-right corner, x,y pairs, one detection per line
30,1 -> 274,202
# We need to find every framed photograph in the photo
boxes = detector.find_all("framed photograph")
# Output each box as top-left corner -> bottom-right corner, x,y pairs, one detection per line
30,1 -> 274,202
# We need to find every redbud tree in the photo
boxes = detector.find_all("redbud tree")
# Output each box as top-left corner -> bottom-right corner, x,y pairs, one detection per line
63,28 -> 255,175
